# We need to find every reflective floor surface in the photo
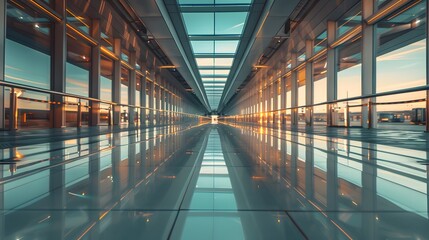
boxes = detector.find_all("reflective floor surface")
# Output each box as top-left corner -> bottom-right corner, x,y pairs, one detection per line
0,123 -> 428,239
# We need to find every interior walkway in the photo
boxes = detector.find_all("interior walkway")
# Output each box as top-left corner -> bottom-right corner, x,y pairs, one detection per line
0,123 -> 428,239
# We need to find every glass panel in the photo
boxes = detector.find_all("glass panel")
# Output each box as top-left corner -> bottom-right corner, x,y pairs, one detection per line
314,31 -> 327,53
17,90 -> 50,129
337,3 -> 362,37
215,41 -> 239,54
215,58 -> 234,67
136,75 -> 141,107
376,91 -> 426,131
100,55 -> 113,101
5,3 -> 52,90
375,1 -> 426,94
375,0 -> 395,10
215,70 -> 230,75
313,57 -> 327,104
337,36 -> 362,100
66,33 -> 91,97
196,58 -> 214,67
215,12 -> 248,34
202,78 -> 227,82
66,2 -> 91,34
297,49 -> 306,65
121,52 -> 129,63
297,68 -> 306,125
121,68 -> 129,124
297,68 -> 306,107
101,32 -> 114,51
191,41 -> 214,54
182,13 -> 214,35
313,57 -> 327,126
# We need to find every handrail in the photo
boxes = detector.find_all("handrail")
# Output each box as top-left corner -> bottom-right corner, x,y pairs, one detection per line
0,80 -> 207,118
222,84 -> 429,116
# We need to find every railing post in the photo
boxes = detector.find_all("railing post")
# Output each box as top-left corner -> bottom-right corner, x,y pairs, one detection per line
77,99 -> 82,127
108,105 -> 112,126
9,88 -> 18,130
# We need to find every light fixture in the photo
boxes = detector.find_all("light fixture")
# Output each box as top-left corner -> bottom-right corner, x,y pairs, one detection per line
159,65 -> 176,69
254,65 -> 270,68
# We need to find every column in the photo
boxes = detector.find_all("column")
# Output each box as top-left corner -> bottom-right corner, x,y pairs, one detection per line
305,40 -> 314,126
149,72 -> 155,126
89,19 -> 101,126
129,51 -> 136,126
362,0 -> 377,129
0,0 -> 5,129
281,75 -> 287,129
155,74 -> 161,125
327,21 -> 337,126
140,68 -> 147,127
112,38 -> 121,125
291,53 -> 298,126
51,0 -> 66,128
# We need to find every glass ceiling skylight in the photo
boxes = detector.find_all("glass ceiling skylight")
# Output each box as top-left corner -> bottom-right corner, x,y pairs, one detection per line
178,0 -> 253,110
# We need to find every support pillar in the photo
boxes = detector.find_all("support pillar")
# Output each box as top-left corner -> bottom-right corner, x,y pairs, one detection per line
305,40 -> 314,127
129,51 -> 137,126
291,53 -> 298,126
327,21 -> 337,127
112,38 -> 121,125
362,0 -> 377,129
51,0 -> 66,128
140,67 -> 147,127
89,19 -> 101,126
0,0 -> 5,129
149,73 -> 155,126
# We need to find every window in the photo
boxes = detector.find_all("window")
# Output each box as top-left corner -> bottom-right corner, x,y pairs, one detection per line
314,31 -> 327,53
5,3 -> 52,89
375,1 -> 426,94
337,35 -> 362,100
337,4 -> 362,37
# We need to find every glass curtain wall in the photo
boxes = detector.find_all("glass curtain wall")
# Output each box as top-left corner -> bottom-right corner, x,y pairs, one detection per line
375,0 -> 427,130
100,55 -> 113,125
297,68 -> 306,125
120,67 -> 129,124
5,2 -> 52,129
313,57 -> 327,125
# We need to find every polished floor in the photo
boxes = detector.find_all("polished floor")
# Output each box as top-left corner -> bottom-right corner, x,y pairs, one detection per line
0,123 -> 428,239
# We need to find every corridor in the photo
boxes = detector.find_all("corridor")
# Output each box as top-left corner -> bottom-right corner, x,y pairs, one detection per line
0,123 -> 427,239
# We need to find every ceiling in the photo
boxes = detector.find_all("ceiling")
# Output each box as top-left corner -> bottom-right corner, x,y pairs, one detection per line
175,0 -> 253,110
126,0 -> 300,113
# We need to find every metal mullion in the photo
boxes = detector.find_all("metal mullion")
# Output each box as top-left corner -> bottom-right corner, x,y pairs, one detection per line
23,0 -> 62,22
189,35 -> 241,41
180,5 -> 250,12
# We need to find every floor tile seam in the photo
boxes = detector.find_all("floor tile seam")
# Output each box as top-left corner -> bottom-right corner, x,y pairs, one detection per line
227,127 -> 428,166
166,131 -> 211,240
0,125 -> 196,149
0,129 -> 205,183
230,124 -> 429,153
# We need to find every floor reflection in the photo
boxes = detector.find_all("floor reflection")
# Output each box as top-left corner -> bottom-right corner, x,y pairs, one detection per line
0,123 -> 428,239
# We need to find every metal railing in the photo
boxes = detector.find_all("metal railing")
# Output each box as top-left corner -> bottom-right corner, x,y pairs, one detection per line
0,81 -> 208,130
221,84 -> 429,130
